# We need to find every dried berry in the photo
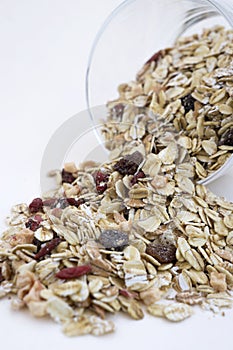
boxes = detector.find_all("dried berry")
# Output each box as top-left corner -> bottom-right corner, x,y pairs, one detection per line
111,103 -> 125,119
25,219 -> 40,232
66,197 -> 85,207
119,289 -> 138,299
146,50 -> 162,65
146,243 -> 176,264
29,198 -> 43,214
61,169 -> 76,184
219,128 -> 233,146
131,171 -> 146,185
181,94 -> 196,114
113,151 -> 143,176
98,230 -> 129,250
56,265 -> 92,279
94,171 -> 109,194
34,237 -> 62,260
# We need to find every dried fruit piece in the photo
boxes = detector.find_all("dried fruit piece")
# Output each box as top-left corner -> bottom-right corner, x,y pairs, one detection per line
94,171 -> 109,194
146,243 -> 176,263
43,198 -> 58,208
219,128 -> 233,146
113,151 -> 143,176
29,198 -> 43,214
111,103 -> 125,119
56,265 -> 92,279
131,171 -> 146,185
66,198 -> 85,207
34,237 -> 62,260
98,230 -> 129,250
146,50 -> 162,65
61,169 -> 76,184
25,219 -> 40,232
119,289 -> 138,299
181,94 -> 196,114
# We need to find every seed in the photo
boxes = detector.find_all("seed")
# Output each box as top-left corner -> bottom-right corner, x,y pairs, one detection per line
29,198 -> 43,214
113,151 -> 143,175
56,265 -> 92,279
98,230 -> 129,250
146,243 -> 177,264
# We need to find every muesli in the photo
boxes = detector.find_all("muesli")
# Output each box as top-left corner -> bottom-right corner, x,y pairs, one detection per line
1,26 -> 233,336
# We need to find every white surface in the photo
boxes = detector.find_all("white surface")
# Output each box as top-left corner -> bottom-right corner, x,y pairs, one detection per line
1,1 -> 233,349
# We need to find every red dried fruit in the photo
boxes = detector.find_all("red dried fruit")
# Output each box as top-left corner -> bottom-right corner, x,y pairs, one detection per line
66,197 -> 85,207
98,230 -> 129,250
61,169 -> 76,184
219,128 -> 233,146
55,265 -> 92,279
181,94 -> 196,114
29,198 -> 43,214
113,151 -> 143,176
131,171 -> 146,185
94,171 -> 109,194
146,50 -> 162,65
34,237 -> 62,260
34,215 -> 43,224
146,243 -> 176,264
25,219 -> 40,232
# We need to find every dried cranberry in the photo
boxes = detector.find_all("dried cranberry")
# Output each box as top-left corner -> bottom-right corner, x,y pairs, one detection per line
146,50 -> 162,65
113,151 -> 143,176
25,219 -> 40,232
94,171 -> 109,194
111,103 -> 125,119
131,171 -> 146,185
146,243 -> 176,264
29,198 -> 43,214
181,94 -> 196,114
219,128 -> 233,146
98,230 -> 129,250
66,197 -> 85,207
56,265 -> 92,279
61,169 -> 76,184
34,237 -> 62,260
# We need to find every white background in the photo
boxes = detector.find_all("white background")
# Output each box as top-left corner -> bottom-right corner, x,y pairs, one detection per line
0,1 -> 233,349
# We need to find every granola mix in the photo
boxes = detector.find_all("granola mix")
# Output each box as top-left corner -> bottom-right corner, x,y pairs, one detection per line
1,26 -> 233,337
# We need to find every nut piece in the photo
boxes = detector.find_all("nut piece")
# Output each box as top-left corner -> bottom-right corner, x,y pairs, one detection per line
98,230 -> 129,250
146,243 -> 177,264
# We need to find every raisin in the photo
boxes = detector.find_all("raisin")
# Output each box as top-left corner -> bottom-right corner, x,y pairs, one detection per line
146,243 -> 176,264
94,171 -> 109,194
25,219 -> 40,232
61,169 -> 76,184
29,198 -> 43,214
66,197 -> 85,207
34,237 -> 62,260
111,103 -> 125,119
146,50 -> 162,65
219,128 -> 233,146
113,151 -> 143,176
98,230 -> 129,250
181,94 -> 196,114
56,265 -> 92,279
131,171 -> 146,185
